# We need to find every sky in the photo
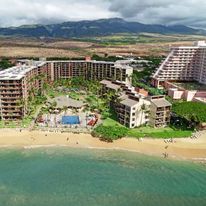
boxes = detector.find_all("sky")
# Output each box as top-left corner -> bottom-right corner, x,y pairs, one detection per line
0,0 -> 206,28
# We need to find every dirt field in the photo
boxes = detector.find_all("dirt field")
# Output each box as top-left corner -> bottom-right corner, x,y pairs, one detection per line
0,35 -> 202,58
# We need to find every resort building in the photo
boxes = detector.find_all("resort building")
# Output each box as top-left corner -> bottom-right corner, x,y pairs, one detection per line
0,62 -> 48,120
149,96 -> 172,128
164,81 -> 206,103
0,59 -> 133,120
117,95 -> 151,128
152,41 -> 206,89
100,80 -> 171,128
151,41 -> 206,104
0,58 -> 171,128
48,60 -> 133,85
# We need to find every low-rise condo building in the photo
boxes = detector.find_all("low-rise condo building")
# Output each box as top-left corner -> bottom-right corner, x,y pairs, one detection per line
100,80 -> 171,128
149,96 -> 172,128
117,96 -> 151,128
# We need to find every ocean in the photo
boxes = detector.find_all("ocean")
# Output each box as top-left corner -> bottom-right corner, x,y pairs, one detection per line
0,148 -> 205,206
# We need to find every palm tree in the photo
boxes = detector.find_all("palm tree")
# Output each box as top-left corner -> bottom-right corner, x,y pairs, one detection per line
42,106 -> 50,114
48,101 -> 57,114
62,106 -> 68,115
139,104 -> 149,126
42,82 -> 48,96
16,99 -> 26,116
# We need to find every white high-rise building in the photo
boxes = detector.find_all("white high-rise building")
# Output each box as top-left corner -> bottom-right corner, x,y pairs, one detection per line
152,41 -> 206,88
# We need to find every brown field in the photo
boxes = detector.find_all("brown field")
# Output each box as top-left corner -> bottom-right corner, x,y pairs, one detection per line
87,41 -> 194,57
0,35 -> 203,58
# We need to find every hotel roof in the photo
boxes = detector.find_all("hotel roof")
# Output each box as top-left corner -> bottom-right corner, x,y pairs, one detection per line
151,98 -> 172,108
47,60 -> 115,64
100,80 -> 121,91
0,61 -> 46,81
120,97 -> 139,107
0,65 -> 36,80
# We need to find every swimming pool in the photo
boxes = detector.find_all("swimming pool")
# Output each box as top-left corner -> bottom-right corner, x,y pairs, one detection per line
62,116 -> 80,125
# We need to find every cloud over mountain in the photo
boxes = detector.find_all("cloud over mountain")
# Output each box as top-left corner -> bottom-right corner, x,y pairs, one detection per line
0,0 -> 206,28
108,0 -> 206,27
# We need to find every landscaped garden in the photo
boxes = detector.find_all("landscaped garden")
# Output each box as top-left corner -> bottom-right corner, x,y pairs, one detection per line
0,116 -> 33,129
35,76 -> 120,130
127,127 -> 193,139
175,82 -> 206,91
92,112 -> 194,142
45,77 -> 112,114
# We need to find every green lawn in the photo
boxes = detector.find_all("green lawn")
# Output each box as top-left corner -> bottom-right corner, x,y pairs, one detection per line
127,126 -> 193,139
102,118 -> 193,139
47,89 -> 67,98
69,92 -> 81,100
0,117 -> 33,128
103,117 -> 124,127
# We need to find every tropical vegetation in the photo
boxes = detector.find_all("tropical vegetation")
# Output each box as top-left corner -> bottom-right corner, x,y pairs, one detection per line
92,111 -> 193,142
43,77 -> 120,117
0,59 -> 14,70
131,56 -> 165,95
172,102 -> 206,126
92,125 -> 128,142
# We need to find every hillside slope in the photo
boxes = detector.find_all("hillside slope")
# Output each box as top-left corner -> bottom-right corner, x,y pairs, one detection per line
0,18 -> 203,38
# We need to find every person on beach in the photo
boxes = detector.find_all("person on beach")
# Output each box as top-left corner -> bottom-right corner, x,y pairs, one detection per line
163,152 -> 169,158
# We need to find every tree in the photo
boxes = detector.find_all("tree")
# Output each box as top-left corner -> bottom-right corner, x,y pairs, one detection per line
62,106 -> 68,115
139,103 -> 149,126
172,102 -> 206,127
0,59 -> 14,70
92,125 -> 128,142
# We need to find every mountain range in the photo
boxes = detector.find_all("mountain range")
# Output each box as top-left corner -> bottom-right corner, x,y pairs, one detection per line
0,18 -> 204,38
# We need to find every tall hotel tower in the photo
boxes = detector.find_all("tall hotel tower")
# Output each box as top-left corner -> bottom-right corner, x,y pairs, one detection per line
152,41 -> 206,88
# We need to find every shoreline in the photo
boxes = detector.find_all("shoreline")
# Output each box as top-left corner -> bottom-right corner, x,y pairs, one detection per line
0,129 -> 206,162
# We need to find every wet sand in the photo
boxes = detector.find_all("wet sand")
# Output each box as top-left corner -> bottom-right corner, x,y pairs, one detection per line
0,129 -> 206,162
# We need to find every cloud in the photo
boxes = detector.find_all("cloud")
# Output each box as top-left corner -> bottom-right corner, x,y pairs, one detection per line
0,0 -> 115,27
0,0 -> 206,28
108,0 -> 206,27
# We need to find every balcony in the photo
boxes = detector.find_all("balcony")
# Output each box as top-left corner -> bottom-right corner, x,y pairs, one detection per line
2,109 -> 22,113
0,83 -> 21,86
2,113 -> 22,117
156,110 -> 164,114
0,91 -> 21,95
1,96 -> 21,99
0,87 -> 21,90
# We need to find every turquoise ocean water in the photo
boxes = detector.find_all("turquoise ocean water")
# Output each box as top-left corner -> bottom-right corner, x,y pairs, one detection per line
0,148 -> 206,206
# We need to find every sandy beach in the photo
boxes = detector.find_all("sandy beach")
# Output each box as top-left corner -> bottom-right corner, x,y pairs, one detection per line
0,129 -> 206,162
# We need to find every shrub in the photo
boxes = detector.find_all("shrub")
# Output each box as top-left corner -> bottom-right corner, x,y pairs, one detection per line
92,125 -> 128,142
172,102 -> 206,124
